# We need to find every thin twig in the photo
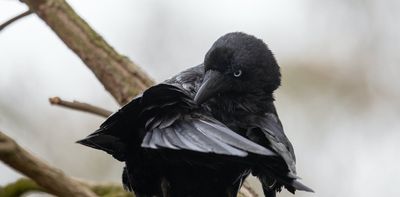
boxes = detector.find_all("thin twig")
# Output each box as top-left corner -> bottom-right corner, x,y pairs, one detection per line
0,10 -> 33,32
49,97 -> 112,118
0,130 -> 98,197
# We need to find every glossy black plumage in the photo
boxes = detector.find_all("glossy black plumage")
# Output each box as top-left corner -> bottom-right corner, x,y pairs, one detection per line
78,32 -> 313,197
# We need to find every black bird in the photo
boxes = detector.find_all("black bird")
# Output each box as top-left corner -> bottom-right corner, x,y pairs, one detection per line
78,32 -> 313,197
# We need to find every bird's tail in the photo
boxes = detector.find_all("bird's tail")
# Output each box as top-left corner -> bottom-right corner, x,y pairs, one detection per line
257,171 -> 314,196
288,179 -> 314,193
76,128 -> 127,161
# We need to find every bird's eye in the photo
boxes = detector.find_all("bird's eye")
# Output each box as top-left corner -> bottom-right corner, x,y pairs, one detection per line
233,70 -> 242,77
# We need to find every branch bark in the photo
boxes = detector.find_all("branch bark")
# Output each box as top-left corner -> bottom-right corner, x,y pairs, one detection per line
0,131 -> 98,197
22,0 -> 155,105
49,97 -> 112,118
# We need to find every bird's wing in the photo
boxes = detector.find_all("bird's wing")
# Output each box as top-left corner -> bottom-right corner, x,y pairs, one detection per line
76,64 -> 204,160
142,115 -> 276,157
78,83 -> 275,161
246,112 -> 314,193
137,83 -> 276,157
76,94 -> 143,161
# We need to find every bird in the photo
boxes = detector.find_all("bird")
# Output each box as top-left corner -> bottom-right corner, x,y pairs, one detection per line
77,32 -> 313,197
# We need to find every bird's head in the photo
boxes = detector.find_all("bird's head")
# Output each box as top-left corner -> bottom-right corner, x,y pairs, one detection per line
194,32 -> 281,104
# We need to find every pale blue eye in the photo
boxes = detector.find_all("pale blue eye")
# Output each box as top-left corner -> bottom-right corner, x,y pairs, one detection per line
233,70 -> 242,77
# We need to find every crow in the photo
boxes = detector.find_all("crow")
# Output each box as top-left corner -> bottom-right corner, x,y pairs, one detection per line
78,32 -> 313,197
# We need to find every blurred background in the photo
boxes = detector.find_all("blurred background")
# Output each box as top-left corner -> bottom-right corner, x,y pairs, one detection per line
1,0 -> 399,196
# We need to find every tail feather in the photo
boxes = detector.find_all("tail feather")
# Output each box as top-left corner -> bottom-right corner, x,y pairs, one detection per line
258,160 -> 314,194
76,130 -> 127,161
290,179 -> 314,193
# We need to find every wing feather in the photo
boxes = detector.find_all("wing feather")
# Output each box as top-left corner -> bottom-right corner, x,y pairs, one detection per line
196,120 -> 276,156
257,113 -> 297,173
142,117 -> 276,157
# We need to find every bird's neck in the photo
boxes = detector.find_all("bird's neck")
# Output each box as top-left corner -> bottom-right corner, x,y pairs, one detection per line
206,91 -> 274,116
204,91 -> 275,133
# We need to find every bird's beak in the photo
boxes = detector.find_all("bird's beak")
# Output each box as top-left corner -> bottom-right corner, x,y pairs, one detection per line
194,70 -> 225,104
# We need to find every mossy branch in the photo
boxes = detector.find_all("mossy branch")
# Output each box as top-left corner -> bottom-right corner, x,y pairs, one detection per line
0,177 -> 254,197
0,131 -> 97,197
0,178 -> 135,197
0,178 -> 44,197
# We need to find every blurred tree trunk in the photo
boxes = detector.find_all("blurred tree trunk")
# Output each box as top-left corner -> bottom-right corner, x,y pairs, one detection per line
23,0 -> 155,105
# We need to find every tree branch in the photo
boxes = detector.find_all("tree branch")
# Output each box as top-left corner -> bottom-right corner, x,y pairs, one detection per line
0,178 -> 135,197
0,130 -> 98,197
0,10 -> 33,32
49,97 -> 112,118
22,0 -> 155,105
